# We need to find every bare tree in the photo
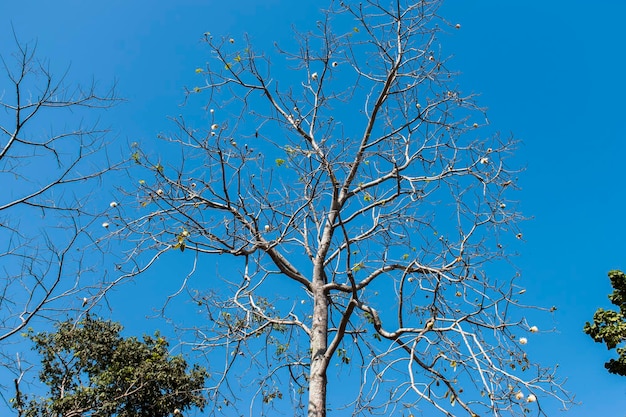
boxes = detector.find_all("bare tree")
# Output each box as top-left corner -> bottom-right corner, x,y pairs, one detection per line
0,38 -> 121,349
114,1 -> 571,416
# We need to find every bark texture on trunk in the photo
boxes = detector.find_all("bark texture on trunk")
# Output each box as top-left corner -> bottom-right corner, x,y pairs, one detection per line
308,269 -> 329,417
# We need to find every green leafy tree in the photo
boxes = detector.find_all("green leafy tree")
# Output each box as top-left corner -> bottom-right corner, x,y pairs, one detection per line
13,316 -> 207,417
584,270 -> 626,376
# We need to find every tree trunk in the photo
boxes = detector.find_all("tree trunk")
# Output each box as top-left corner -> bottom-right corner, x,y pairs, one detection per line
308,270 -> 329,417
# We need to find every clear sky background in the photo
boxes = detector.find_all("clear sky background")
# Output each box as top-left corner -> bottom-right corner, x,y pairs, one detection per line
1,1 -> 625,416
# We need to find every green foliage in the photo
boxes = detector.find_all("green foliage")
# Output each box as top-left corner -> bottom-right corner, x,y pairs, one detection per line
584,270 -> 626,376
15,316 -> 207,417
336,348 -> 350,364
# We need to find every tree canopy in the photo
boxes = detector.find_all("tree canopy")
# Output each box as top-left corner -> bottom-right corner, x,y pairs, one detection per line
13,316 -> 207,417
0,36 -> 123,354
107,1 -> 571,415
584,269 -> 626,376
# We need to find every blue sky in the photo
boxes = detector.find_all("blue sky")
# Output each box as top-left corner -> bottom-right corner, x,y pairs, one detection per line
2,1 -> 625,416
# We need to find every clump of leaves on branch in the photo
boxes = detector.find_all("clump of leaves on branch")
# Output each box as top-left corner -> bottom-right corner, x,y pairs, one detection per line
13,316 -> 207,417
584,270 -> 626,376
113,0 -> 571,416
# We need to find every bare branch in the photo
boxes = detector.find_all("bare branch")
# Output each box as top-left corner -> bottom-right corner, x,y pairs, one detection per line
110,1 -> 571,416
